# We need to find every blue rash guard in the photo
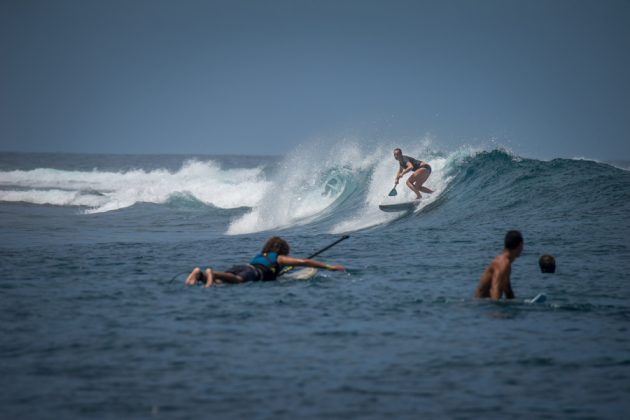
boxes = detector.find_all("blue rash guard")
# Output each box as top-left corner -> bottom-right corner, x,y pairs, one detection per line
249,252 -> 282,281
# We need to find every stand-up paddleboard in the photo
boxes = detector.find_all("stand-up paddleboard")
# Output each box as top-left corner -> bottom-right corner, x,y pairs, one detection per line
282,267 -> 318,280
379,199 -> 421,212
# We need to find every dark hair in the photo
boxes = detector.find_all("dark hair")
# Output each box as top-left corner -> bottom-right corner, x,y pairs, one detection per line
539,254 -> 556,273
504,230 -> 523,250
262,236 -> 290,255
394,148 -> 402,154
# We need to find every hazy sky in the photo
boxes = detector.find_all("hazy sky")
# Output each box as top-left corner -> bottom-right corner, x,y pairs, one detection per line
1,0 -> 629,159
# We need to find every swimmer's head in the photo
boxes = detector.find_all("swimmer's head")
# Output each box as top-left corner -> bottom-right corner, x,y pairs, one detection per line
504,230 -> 523,255
539,254 -> 556,273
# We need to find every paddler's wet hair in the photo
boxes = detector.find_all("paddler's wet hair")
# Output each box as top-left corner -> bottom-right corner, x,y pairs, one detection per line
262,236 -> 290,255
504,230 -> 523,250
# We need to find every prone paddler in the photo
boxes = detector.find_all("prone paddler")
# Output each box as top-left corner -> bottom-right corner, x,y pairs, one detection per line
185,236 -> 345,287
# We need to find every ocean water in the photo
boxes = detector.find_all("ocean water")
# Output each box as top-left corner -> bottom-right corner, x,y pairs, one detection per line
1,144 -> 630,419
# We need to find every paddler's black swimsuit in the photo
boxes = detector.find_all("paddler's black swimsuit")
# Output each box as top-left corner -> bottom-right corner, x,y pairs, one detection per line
400,155 -> 431,174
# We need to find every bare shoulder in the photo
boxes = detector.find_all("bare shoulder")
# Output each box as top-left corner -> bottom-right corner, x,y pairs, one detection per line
494,254 -> 511,270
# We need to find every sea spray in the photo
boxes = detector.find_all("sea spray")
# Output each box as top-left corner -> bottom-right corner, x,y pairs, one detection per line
226,140 -> 375,235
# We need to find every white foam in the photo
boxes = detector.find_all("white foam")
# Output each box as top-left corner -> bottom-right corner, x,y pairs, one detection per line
226,140 -> 370,235
0,160 -> 270,213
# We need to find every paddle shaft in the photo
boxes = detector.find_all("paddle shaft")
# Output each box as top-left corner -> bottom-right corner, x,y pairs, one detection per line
279,235 -> 349,276
306,235 -> 350,259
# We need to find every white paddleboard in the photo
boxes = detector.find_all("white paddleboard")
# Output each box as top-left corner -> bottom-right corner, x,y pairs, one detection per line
525,293 -> 547,304
378,199 -> 421,212
282,267 -> 318,280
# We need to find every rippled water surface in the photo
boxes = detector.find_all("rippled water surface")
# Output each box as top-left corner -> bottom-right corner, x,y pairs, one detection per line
1,151 -> 629,419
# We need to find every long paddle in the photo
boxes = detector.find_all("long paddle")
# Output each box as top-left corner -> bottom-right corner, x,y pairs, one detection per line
388,185 -> 398,196
278,235 -> 350,276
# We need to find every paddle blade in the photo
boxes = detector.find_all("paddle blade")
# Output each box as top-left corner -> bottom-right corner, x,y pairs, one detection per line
388,187 -> 397,196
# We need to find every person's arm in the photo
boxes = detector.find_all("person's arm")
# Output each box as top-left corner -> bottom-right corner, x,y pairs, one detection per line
474,267 -> 491,298
504,269 -> 515,299
277,255 -> 345,271
396,162 -> 413,184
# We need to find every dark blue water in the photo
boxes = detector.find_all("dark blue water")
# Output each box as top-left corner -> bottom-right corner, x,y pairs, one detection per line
1,147 -> 630,419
